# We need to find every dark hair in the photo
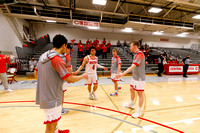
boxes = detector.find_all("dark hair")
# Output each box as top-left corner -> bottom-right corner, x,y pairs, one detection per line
89,46 -> 96,52
130,40 -> 140,47
66,44 -> 72,49
53,34 -> 67,48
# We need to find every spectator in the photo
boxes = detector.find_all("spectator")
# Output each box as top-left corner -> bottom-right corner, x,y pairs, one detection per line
146,54 -> 152,64
78,43 -> 83,58
168,58 -> 174,64
100,43 -> 104,56
174,58 -> 179,64
29,58 -> 37,72
96,43 -> 100,56
0,52 -> 13,92
123,41 -> 127,47
102,45 -> 107,59
107,41 -> 111,53
86,43 -> 89,55
163,52 -> 167,58
157,54 -> 164,77
78,40 -> 82,57
95,38 -> 99,45
86,39 -> 90,44
102,38 -> 106,45
117,40 -> 121,47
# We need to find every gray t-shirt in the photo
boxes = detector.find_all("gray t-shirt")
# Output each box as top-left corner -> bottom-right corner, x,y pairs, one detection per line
35,50 -> 70,109
132,51 -> 145,81
111,56 -> 121,74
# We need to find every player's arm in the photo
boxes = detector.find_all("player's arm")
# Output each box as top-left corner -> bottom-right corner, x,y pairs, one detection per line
73,57 -> 88,75
34,64 -> 38,79
117,63 -> 121,74
64,73 -> 88,83
116,64 -> 136,79
117,57 -> 122,74
5,55 -> 10,64
34,70 -> 38,79
96,57 -> 108,71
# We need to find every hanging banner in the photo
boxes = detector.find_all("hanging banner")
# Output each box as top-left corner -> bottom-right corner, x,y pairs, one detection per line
73,20 -> 99,28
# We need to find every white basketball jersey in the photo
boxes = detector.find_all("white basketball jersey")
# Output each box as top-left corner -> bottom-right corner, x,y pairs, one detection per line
85,55 -> 97,73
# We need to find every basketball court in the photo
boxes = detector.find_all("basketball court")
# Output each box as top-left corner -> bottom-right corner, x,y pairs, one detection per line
1,74 -> 200,133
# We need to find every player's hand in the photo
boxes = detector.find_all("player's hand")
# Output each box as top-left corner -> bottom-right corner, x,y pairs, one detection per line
82,73 -> 88,79
72,72 -> 77,75
103,67 -> 108,71
116,73 -> 123,79
6,55 -> 10,58
3,56 -> 7,59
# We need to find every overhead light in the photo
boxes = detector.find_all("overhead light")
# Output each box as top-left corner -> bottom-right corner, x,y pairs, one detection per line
92,0 -> 107,5
160,31 -> 164,33
122,27 -> 133,32
46,20 -> 56,23
148,7 -> 162,13
177,32 -> 189,37
87,26 -> 99,30
192,14 -> 200,19
177,34 -> 186,37
181,32 -> 189,35
153,31 -> 163,35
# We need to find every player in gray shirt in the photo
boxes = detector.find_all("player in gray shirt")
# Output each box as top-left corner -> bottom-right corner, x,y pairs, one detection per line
116,40 -> 145,118
34,34 -> 88,133
110,48 -> 122,96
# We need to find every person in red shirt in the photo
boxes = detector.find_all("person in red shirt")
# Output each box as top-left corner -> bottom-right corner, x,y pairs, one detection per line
78,40 -> 82,57
168,58 -> 174,64
78,42 -> 83,58
174,58 -> 179,64
86,39 -> 90,44
102,38 -> 106,45
95,38 -> 99,45
86,43 -> 89,55
100,43 -> 104,56
102,45 -> 107,59
96,43 -> 100,57
107,41 -> 111,53
0,53 -> 13,92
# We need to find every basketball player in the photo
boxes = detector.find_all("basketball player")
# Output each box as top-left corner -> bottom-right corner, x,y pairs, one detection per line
73,46 -> 108,100
110,48 -> 122,96
34,34 -> 88,133
60,44 -> 73,115
116,41 -> 145,118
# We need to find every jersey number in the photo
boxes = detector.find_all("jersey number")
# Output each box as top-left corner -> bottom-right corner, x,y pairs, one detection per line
92,65 -> 95,70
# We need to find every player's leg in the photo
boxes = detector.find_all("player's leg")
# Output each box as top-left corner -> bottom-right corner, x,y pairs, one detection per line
132,91 -> 144,118
61,91 -> 69,115
45,122 -> 57,133
0,73 -> 13,92
110,80 -> 118,96
124,85 -> 135,109
88,84 -> 94,100
92,74 -> 98,99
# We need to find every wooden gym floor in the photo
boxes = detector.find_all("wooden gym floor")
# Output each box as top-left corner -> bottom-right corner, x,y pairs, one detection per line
0,74 -> 200,133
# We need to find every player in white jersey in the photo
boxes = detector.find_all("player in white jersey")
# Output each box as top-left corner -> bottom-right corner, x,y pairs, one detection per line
73,46 -> 108,100
116,41 -> 145,118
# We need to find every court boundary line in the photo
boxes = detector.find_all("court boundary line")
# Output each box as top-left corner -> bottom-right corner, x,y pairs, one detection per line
0,100 -> 184,133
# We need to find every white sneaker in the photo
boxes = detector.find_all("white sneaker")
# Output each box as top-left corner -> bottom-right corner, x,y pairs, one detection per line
4,89 -> 14,93
132,110 -> 142,118
124,103 -> 135,109
89,93 -> 94,100
61,108 -> 69,115
92,92 -> 98,100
